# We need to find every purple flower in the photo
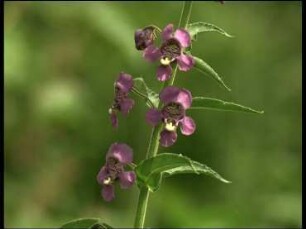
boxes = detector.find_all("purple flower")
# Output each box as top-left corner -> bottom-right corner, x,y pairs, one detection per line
134,26 -> 157,51
109,72 -> 135,128
97,143 -> 136,202
146,86 -> 196,147
142,24 -> 195,82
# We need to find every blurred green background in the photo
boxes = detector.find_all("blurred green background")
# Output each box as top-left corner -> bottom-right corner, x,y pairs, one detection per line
4,1 -> 302,228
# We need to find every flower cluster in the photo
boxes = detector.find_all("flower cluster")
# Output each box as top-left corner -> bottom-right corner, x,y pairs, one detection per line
98,23 -> 197,201
134,23 -> 197,146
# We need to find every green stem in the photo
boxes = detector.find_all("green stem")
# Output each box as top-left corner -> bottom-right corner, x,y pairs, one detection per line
178,1 -> 193,29
131,88 -> 155,108
133,2 -> 193,228
133,187 -> 150,228
167,65 -> 178,88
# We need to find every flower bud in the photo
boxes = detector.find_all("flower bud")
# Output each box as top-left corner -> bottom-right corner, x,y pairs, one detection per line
134,26 -> 156,50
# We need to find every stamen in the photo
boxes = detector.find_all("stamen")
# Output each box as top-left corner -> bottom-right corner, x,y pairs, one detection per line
160,57 -> 173,66
164,119 -> 177,132
103,177 -> 112,185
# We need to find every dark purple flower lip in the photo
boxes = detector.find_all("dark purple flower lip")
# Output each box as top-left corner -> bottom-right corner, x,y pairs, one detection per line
161,102 -> 185,121
161,102 -> 186,132
160,38 -> 182,65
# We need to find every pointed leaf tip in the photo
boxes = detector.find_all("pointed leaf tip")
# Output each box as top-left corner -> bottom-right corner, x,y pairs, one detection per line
191,97 -> 264,114
187,22 -> 234,39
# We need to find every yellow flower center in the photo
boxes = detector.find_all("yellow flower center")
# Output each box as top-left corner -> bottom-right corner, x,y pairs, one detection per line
103,177 -> 112,185
160,57 -> 173,66
164,119 -> 177,132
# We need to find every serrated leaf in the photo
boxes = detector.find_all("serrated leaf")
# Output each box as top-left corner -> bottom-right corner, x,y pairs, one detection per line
191,97 -> 264,114
193,56 -> 231,91
132,78 -> 159,108
60,218 -> 113,229
136,153 -> 230,192
187,22 -> 234,40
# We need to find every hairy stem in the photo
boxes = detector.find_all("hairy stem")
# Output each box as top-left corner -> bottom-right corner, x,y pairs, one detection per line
134,2 -> 193,228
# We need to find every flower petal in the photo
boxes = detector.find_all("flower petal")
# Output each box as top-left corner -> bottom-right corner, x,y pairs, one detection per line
102,185 -> 115,202
134,29 -> 144,50
107,143 -> 133,164
146,108 -> 162,126
116,72 -> 134,92
97,166 -> 108,185
110,111 -> 118,128
159,86 -> 181,104
118,171 -> 136,189
143,45 -> 162,62
180,116 -> 196,135
119,98 -> 135,115
157,65 -> 172,81
174,29 -> 191,48
176,88 -> 192,109
162,24 -> 174,41
176,54 -> 194,72
160,129 -> 177,147
134,28 -> 154,51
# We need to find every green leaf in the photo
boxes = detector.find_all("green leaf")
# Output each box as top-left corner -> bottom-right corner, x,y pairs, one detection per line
193,56 -> 231,91
191,97 -> 264,114
60,218 -> 113,229
91,223 -> 113,229
135,153 -> 230,192
132,77 -> 159,108
187,22 -> 234,40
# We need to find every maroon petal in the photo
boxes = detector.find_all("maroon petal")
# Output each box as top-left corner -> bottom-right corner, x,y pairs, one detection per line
118,171 -> 136,189
176,54 -> 194,72
97,166 -> 108,185
174,29 -> 191,48
157,65 -> 172,81
160,129 -> 177,147
162,24 -> 174,41
176,88 -> 192,109
146,108 -> 162,126
107,143 -> 133,164
134,28 -> 154,51
134,29 -> 144,50
102,185 -> 115,202
116,72 -> 134,92
120,98 -> 135,115
143,45 -> 162,62
159,86 -> 181,104
180,116 -> 196,135
110,111 -> 118,128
